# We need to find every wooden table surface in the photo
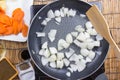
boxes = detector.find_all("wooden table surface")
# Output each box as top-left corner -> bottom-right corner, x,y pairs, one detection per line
3,0 -> 120,80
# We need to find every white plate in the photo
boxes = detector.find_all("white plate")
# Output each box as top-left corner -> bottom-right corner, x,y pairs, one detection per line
0,0 -> 33,42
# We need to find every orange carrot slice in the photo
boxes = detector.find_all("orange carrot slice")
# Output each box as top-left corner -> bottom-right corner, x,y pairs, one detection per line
22,24 -> 28,37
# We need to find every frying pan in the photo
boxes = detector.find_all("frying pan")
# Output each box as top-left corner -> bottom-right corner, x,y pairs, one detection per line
28,0 -> 109,80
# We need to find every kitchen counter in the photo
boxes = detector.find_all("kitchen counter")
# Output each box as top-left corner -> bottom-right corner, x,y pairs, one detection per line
3,0 -> 120,80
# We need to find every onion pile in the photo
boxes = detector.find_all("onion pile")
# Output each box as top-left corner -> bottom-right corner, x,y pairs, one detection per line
36,7 -> 103,77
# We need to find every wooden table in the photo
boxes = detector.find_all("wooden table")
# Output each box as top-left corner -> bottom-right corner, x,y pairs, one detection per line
3,0 -> 120,80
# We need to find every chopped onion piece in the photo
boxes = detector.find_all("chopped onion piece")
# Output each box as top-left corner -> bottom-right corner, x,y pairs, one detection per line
63,58 -> 70,67
48,29 -> 57,42
60,8 -> 65,17
55,17 -> 61,23
45,18 -> 51,22
75,25 -> 85,32
58,39 -> 70,50
68,67 -> 73,73
54,10 -> 61,17
36,32 -> 45,37
63,7 -> 69,16
85,57 -> 92,63
78,55 -> 84,59
85,21 -> 93,29
71,32 -> 78,37
93,41 -> 100,47
47,9 -> 55,18
49,47 -> 57,54
80,14 -> 86,18
88,51 -> 96,60
66,33 -> 73,44
66,72 -> 71,77
41,57 -> 49,66
49,54 -> 57,62
57,53 -> 64,60
77,32 -> 87,41
57,60 -> 64,69
39,49 -> 45,55
50,62 -> 56,68
96,34 -> 103,41
65,48 -> 74,58
80,49 -> 89,57
70,64 -> 78,72
42,42 -> 48,49
74,39 -> 87,48
69,54 -> 79,62
41,20 -> 47,26
43,48 -> 50,58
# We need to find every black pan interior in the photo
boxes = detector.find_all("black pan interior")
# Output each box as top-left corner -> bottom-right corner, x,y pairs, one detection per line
28,0 -> 109,80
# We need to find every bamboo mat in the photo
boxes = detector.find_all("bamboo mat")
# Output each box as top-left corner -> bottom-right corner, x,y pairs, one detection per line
3,0 -> 120,80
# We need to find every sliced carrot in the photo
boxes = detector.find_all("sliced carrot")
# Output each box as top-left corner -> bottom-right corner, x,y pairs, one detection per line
0,7 -> 5,14
12,20 -> 19,35
12,8 -> 24,21
22,24 -> 28,37
4,26 -> 13,35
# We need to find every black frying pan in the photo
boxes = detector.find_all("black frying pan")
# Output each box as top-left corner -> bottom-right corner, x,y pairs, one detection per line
28,0 -> 109,80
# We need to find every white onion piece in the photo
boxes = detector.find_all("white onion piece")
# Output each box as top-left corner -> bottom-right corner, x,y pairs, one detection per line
85,57 -> 92,63
85,38 -> 94,43
57,60 -> 64,69
71,10 -> 76,17
80,49 -> 89,57
65,48 -> 74,58
78,55 -> 84,59
85,21 -> 93,29
49,54 -> 57,62
93,41 -> 100,47
41,57 -> 49,66
87,43 -> 94,50
43,48 -> 50,58
88,51 -> 96,60
66,33 -> 73,44
63,7 -> 69,16
48,29 -> 57,42
96,34 -> 103,41
45,18 -> 51,22
87,29 -> 97,35
41,20 -> 47,26
60,8 -> 65,17
68,67 -> 73,73
69,48 -> 75,54
54,10 -> 61,17
63,58 -> 70,67
55,17 -> 61,23
47,9 -> 55,18
39,49 -> 45,55
57,53 -> 64,60
50,62 -> 56,68
58,39 -> 70,50
66,72 -> 71,77
80,14 -> 86,18
69,54 -> 79,62
75,25 -> 85,32
49,47 -> 57,54
84,32 -> 90,39
36,32 -> 45,37
77,32 -> 87,41
77,61 -> 86,72
42,42 -> 48,49
70,64 -> 78,72
71,32 -> 78,37
74,39 -> 87,48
